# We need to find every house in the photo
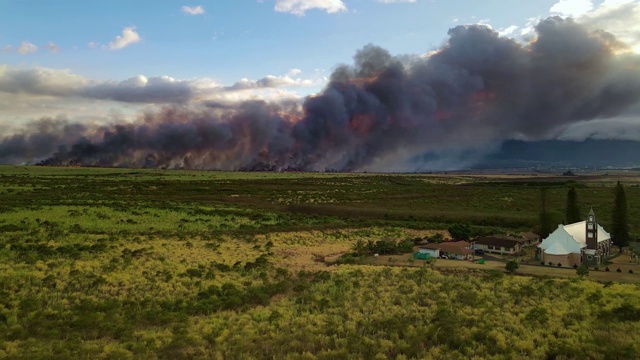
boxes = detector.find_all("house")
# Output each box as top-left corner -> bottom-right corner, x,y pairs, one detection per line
538,209 -> 612,268
520,232 -> 541,245
474,236 -> 523,255
415,246 -> 439,259
416,241 -> 473,260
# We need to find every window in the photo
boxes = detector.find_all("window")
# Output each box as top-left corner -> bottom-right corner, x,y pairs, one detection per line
588,223 -> 594,230
587,232 -> 594,238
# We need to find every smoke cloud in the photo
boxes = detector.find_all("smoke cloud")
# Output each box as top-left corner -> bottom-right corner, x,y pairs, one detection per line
2,17 -> 640,171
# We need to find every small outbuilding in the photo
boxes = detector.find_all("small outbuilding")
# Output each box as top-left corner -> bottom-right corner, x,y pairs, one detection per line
415,247 -> 439,259
474,236 -> 523,255
417,241 -> 473,260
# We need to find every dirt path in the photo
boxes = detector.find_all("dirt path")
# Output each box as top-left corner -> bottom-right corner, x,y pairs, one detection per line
368,254 -> 640,283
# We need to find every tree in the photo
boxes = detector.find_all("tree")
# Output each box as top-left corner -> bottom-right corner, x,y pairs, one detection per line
428,233 -> 444,244
565,187 -> 581,224
352,239 -> 366,256
539,188 -> 554,239
448,223 -> 471,241
611,181 -> 630,252
505,260 -> 519,274
576,264 -> 589,277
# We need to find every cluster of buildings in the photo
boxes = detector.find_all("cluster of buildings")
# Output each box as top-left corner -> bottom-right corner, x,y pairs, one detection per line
414,209 -> 613,268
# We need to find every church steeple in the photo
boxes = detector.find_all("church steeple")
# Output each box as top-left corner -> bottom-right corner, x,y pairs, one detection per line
586,208 -> 597,249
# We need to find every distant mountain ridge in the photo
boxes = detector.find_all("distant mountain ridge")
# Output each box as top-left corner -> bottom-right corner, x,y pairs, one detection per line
479,139 -> 640,168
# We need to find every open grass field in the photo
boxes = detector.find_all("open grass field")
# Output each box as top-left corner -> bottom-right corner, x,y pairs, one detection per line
1,165 -> 640,359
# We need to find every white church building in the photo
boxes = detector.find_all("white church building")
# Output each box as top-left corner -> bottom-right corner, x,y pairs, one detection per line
538,209 -> 612,267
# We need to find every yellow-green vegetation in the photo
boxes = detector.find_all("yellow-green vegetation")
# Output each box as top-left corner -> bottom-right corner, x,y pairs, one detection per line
1,166 -> 640,359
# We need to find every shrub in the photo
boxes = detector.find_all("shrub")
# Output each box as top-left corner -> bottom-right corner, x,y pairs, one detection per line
548,261 -> 553,266
448,223 -> 471,241
541,261 -> 545,265
573,264 -> 578,269
605,267 -> 610,272
629,269 -> 634,274
557,263 -> 562,267
576,264 -> 589,277
505,260 -> 519,274
617,268 -> 622,273
594,266 -> 600,271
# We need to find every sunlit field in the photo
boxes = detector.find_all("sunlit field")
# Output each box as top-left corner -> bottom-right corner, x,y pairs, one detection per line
1,165 -> 640,359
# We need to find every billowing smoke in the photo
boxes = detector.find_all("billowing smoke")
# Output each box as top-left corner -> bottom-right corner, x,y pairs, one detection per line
2,17 -> 640,171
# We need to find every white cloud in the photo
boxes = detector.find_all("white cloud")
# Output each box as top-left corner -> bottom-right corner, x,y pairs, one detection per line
17,41 -> 37,55
498,25 -> 519,37
0,65 -> 325,108
550,0 -> 594,18
108,26 -> 141,50
274,0 -> 347,16
44,42 -> 60,53
578,0 -> 640,53
226,70 -> 326,92
2,45 -> 13,53
377,0 -> 416,3
0,66 -> 87,97
87,42 -> 98,49
520,17 -> 542,38
287,68 -> 302,76
181,5 -> 205,15
556,117 -> 640,141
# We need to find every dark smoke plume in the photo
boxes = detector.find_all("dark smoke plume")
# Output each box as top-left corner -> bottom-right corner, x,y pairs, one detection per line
2,17 -> 640,171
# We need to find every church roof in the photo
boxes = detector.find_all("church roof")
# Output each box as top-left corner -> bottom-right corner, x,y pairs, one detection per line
538,220 -> 611,255
545,242 -> 572,255
562,221 -> 610,245
539,225 -> 584,255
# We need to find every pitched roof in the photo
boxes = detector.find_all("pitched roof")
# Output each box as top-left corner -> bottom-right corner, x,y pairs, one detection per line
539,225 -> 583,255
563,221 -> 610,245
474,236 -> 521,248
419,241 -> 472,255
521,232 -> 540,241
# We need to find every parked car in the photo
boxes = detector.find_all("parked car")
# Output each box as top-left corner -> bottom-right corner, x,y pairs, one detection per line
439,254 -> 449,259
474,249 -> 484,255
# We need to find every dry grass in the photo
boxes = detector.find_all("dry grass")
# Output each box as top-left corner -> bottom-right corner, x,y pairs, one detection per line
365,253 -> 640,283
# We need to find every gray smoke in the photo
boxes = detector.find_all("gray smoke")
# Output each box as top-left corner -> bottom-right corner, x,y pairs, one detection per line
2,17 -> 640,171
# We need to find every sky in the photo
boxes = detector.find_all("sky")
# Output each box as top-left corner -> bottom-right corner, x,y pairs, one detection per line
1,0 -> 626,123
1,0 -> 640,170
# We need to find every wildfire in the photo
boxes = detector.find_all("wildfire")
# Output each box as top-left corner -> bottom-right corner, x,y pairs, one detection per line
349,113 -> 375,135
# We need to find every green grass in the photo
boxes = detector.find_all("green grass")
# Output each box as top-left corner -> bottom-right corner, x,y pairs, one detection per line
1,166 -> 640,358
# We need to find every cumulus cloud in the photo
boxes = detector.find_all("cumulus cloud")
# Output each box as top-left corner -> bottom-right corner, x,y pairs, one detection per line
44,42 -> 60,53
550,0 -> 595,17
17,41 -> 37,55
181,5 -> 205,15
108,26 -> 141,50
274,0 -> 347,15
0,66 -> 87,97
226,73 -> 321,91
579,0 -> 640,52
287,68 -> 302,76
498,25 -> 519,37
2,45 -> 13,53
0,65 -> 322,107
83,75 -> 197,103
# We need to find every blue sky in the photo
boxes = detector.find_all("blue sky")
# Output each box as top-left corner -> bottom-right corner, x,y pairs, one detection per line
1,0 -> 639,127
1,0 -> 570,83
